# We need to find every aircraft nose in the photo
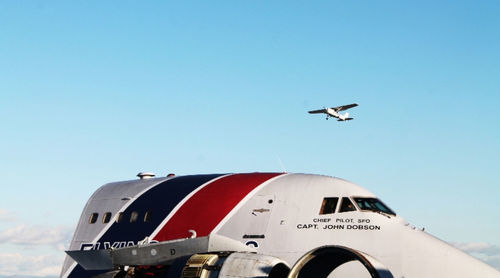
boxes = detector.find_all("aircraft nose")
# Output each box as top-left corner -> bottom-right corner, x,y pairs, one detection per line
401,229 -> 500,277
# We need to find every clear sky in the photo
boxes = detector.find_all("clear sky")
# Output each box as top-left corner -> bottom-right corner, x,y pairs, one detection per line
1,1 -> 499,276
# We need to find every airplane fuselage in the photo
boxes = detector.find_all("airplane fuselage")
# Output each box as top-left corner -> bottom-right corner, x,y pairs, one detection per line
325,108 -> 351,121
61,173 -> 500,278
325,108 -> 341,119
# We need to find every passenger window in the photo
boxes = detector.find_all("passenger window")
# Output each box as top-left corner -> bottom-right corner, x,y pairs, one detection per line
102,212 -> 112,224
144,211 -> 152,222
89,213 -> 98,224
319,197 -> 339,215
339,197 -> 357,213
115,212 -> 123,223
130,211 -> 139,223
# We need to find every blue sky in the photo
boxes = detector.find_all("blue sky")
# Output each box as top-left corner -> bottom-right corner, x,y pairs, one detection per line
1,1 -> 499,275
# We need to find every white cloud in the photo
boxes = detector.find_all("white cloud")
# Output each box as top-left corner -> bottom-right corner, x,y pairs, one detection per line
0,209 -> 16,222
0,253 -> 63,276
452,242 -> 500,270
453,242 -> 500,255
0,212 -> 73,276
0,225 -> 73,250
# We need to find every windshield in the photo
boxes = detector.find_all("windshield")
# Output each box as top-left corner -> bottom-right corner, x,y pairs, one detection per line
353,198 -> 396,216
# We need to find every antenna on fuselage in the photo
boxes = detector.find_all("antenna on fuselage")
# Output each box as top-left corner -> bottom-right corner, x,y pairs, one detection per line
276,155 -> 287,173
137,172 -> 156,179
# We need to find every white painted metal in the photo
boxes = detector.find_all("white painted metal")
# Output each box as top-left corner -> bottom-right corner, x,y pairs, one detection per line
217,173 -> 500,277
218,252 -> 289,278
63,173 -> 500,278
60,177 -> 170,278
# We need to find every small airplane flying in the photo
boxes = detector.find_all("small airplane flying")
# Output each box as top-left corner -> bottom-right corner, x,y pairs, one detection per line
308,103 -> 359,121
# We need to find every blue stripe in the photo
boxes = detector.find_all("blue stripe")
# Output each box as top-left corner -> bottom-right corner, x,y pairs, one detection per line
68,174 -> 224,278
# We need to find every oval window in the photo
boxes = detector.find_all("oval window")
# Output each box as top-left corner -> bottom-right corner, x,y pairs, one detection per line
115,212 -> 123,223
102,212 -> 112,224
144,211 -> 152,222
89,213 -> 98,224
130,211 -> 139,223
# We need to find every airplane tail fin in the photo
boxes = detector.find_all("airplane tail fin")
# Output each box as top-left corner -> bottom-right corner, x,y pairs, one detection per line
337,112 -> 353,121
338,112 -> 354,121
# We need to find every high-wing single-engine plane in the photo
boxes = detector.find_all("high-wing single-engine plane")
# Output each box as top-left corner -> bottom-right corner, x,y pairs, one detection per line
308,103 -> 358,121
61,172 -> 500,278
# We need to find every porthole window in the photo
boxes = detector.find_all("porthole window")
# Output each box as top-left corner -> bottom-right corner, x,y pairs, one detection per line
89,213 -> 98,224
115,212 -> 123,223
102,212 -> 112,224
144,211 -> 152,222
130,211 -> 139,223
319,197 -> 339,215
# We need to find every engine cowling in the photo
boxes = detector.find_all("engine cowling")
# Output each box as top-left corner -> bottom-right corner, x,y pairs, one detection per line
288,245 -> 394,278
112,252 -> 290,278
179,252 -> 289,278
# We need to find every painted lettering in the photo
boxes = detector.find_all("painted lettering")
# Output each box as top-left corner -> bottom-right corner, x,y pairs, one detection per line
297,224 -> 318,229
346,225 -> 381,230
322,224 -> 345,230
336,218 -> 354,223
81,241 -> 139,251
313,218 -> 331,223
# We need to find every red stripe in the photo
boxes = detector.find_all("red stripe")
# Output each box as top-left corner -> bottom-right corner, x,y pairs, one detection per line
153,173 -> 282,242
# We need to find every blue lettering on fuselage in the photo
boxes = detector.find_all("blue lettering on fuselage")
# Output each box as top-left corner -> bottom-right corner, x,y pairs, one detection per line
80,241 -> 137,250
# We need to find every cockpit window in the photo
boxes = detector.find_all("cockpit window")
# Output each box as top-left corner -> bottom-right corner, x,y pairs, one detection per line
319,197 -> 338,215
339,197 -> 357,212
353,197 -> 396,216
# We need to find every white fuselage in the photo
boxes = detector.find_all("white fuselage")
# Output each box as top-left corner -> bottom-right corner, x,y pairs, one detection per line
61,173 -> 500,278
326,108 -> 341,118
215,174 -> 499,277
326,108 -> 349,120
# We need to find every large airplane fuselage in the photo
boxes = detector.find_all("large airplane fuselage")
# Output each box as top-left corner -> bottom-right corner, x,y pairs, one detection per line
61,173 -> 500,278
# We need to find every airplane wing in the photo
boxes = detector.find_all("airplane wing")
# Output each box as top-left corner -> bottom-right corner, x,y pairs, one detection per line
332,103 -> 358,112
308,108 -> 327,114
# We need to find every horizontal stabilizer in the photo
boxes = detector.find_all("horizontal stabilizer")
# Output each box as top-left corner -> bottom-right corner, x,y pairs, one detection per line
65,234 -> 254,270
337,118 -> 353,121
65,249 -> 113,270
